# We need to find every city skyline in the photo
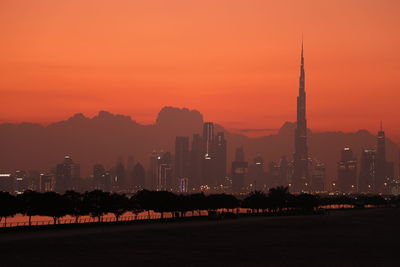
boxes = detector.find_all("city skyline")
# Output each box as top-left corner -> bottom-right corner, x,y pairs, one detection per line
1,1 -> 400,142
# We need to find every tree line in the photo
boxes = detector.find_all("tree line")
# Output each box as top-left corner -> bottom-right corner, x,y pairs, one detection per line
0,186 -> 395,226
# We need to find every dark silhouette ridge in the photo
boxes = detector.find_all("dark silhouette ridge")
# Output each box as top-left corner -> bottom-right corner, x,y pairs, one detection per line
0,106 -> 398,183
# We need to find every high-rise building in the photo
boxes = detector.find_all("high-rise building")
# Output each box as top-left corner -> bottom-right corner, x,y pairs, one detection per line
133,162 -> 146,191
231,147 -> 248,193
248,154 -> 265,190
337,148 -> 357,193
113,157 -> 126,191
175,136 -> 190,189
93,164 -> 110,191
55,156 -> 80,193
148,151 -> 159,190
157,152 -> 173,191
359,149 -> 376,193
39,173 -> 55,192
214,132 -> 227,186
292,42 -> 309,192
311,162 -> 325,192
202,122 -> 215,186
126,156 -> 135,190
190,134 -> 203,189
375,124 -> 391,194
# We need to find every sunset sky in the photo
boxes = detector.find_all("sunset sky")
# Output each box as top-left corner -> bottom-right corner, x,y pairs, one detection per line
1,0 -> 399,141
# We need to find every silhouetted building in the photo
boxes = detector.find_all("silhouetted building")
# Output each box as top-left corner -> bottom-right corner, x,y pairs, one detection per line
179,178 -> 189,193
113,157 -> 126,191
55,156 -> 80,193
292,42 -> 309,192
148,151 -> 159,190
14,170 -> 26,194
0,174 -> 14,192
157,152 -> 173,191
248,154 -> 265,190
337,148 -> 357,193
359,149 -> 376,193
231,147 -> 248,193
133,162 -> 146,191
175,136 -> 190,189
214,132 -> 227,186
203,122 -> 215,186
190,134 -> 203,189
26,171 -> 40,191
311,162 -> 325,192
279,156 -> 290,186
268,161 -> 281,188
126,155 -> 135,190
93,164 -> 111,191
40,173 -> 55,192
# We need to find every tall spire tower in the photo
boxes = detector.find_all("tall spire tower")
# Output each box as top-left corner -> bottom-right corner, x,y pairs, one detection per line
292,41 -> 309,192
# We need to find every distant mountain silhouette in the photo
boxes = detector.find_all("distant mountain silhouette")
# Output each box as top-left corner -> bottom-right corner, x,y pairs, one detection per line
0,106 -> 398,183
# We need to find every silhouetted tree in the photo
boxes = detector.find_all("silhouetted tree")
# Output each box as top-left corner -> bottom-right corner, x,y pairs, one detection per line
18,190 -> 43,226
242,191 -> 268,213
63,190 -> 86,223
268,186 -> 291,212
187,193 -> 207,216
83,190 -> 110,222
41,192 -> 68,224
108,193 -> 130,221
0,192 -> 18,225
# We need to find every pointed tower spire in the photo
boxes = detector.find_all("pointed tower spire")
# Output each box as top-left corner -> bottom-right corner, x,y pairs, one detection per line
380,120 -> 383,131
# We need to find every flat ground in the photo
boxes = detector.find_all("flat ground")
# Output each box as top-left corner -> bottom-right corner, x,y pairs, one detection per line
1,208 -> 399,266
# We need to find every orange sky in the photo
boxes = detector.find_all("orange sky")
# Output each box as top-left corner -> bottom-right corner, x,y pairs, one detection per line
1,0 -> 399,142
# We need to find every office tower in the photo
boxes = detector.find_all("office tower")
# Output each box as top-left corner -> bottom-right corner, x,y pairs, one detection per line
175,136 -> 190,189
190,134 -> 203,189
14,170 -> 26,194
114,157 -> 126,191
93,164 -> 110,191
268,161 -> 281,188
311,162 -> 325,192
55,156 -> 80,193
133,162 -> 146,191
231,147 -> 248,193
148,151 -> 159,190
157,152 -> 173,191
375,124 -> 389,193
214,132 -> 227,186
126,156 -> 135,190
292,42 -> 309,192
203,122 -> 215,186
279,156 -> 290,186
359,149 -> 376,193
248,154 -> 265,190
27,171 -> 40,191
40,173 -> 55,192
0,173 -> 14,192
337,148 -> 357,193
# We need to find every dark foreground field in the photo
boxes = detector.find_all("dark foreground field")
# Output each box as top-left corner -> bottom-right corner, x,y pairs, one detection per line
1,208 -> 399,266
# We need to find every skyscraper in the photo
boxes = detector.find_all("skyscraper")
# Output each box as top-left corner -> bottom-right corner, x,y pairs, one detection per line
375,123 -> 388,193
202,122 -> 215,186
292,42 -> 309,192
55,155 -> 80,193
337,148 -> 357,193
133,162 -> 146,191
359,149 -> 376,193
231,146 -> 248,193
175,136 -> 190,189
214,132 -> 227,186
190,134 -> 203,189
